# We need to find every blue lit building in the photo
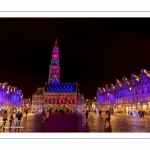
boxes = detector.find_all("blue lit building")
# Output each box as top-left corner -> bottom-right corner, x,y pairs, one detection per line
0,82 -> 23,113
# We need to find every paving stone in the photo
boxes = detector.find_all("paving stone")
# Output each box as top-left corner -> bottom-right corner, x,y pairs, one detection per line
1,112 -> 150,132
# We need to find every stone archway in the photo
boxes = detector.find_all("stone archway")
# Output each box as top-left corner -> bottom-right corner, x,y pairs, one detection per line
137,105 -> 141,111
142,104 -> 147,112
123,106 -> 126,113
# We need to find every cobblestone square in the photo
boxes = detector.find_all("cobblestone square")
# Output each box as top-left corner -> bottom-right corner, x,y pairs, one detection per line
1,112 -> 150,132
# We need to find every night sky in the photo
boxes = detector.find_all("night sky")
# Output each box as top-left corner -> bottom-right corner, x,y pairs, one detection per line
0,18 -> 150,99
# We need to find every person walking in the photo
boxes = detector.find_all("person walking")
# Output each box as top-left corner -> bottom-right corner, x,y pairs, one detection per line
60,108 -> 62,116
45,111 -> 50,123
85,110 -> 89,122
41,109 -> 46,123
141,110 -> 145,118
99,109 -> 102,117
15,111 -> 23,130
62,109 -> 65,115
104,110 -> 111,126
49,108 -> 51,115
0,111 -> 7,129
108,109 -> 111,124
9,113 -> 14,129
25,109 -> 28,118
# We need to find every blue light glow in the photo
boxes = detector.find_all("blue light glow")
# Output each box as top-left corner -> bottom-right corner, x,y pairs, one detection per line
46,83 -> 75,92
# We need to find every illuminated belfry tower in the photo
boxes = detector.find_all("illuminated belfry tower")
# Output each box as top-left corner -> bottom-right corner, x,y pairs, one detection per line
46,39 -> 75,92
39,39 -> 84,113
48,39 -> 60,84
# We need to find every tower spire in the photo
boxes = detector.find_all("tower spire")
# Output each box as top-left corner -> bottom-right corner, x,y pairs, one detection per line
55,39 -> 57,46
48,39 -> 60,84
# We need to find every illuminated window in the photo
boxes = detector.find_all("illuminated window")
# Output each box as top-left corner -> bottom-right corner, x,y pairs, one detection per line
147,86 -> 150,93
141,80 -> 143,84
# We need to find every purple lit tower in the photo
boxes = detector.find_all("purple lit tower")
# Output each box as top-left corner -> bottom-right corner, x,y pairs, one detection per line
48,39 -> 60,84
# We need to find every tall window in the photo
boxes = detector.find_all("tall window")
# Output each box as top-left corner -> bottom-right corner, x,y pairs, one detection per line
136,88 -> 138,94
142,87 -> 144,94
141,80 -> 143,84
147,86 -> 149,93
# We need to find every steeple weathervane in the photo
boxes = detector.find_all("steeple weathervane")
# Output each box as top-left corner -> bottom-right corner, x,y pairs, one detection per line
55,39 -> 57,46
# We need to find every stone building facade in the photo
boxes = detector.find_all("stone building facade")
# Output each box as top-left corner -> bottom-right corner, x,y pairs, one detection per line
31,87 -> 44,113
96,69 -> 150,114
31,40 -> 84,113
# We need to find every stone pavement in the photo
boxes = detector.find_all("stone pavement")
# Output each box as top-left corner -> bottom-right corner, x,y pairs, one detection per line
1,112 -> 150,132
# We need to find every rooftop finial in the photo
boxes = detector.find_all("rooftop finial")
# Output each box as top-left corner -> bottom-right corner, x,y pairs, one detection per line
55,39 -> 57,46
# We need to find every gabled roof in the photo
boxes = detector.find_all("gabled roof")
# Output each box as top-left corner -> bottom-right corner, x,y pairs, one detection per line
146,71 -> 150,76
135,75 -> 140,80
119,80 -> 122,86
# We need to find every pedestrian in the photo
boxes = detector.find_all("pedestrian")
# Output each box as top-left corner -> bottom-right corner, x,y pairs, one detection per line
25,109 -> 28,118
85,110 -> 89,122
108,109 -> 111,123
15,111 -> 23,130
9,113 -> 14,128
130,112 -> 133,116
41,109 -> 46,123
45,111 -> 49,123
49,108 -> 51,115
94,109 -> 96,116
142,110 -> 145,118
104,110 -> 111,125
62,109 -> 65,115
60,108 -> 62,115
99,110 -> 102,117
0,111 -> 7,129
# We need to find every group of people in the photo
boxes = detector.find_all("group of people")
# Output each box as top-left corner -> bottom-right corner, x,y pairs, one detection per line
128,110 -> 148,118
138,110 -> 147,118
41,108 -> 52,123
41,108 -> 67,123
85,109 -> 111,126
0,110 -> 23,131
